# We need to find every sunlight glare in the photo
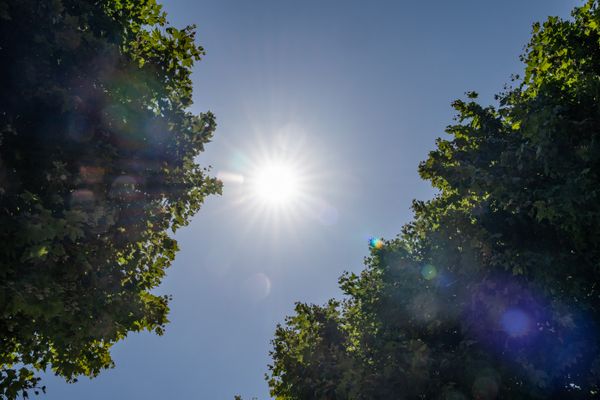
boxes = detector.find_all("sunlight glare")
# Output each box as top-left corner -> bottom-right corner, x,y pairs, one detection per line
227,125 -> 335,236
253,162 -> 300,206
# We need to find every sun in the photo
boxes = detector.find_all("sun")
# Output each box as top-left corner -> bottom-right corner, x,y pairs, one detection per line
217,126 -> 331,233
251,161 -> 301,207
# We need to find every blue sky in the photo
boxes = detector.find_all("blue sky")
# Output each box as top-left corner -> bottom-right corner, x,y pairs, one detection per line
44,1 -> 580,398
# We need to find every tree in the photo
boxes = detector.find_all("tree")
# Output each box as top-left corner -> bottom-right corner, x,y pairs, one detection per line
268,2 -> 600,398
0,0 -> 220,397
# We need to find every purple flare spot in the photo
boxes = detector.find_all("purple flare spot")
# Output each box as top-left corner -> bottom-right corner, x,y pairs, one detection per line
500,308 -> 531,337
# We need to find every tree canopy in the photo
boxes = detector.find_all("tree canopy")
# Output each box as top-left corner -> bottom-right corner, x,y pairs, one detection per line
268,2 -> 600,399
0,0 -> 220,397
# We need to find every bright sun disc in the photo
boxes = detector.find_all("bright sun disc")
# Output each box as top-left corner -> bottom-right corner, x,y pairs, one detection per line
253,162 -> 300,205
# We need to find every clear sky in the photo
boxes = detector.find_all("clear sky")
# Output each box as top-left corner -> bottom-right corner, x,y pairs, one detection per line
44,1 -> 580,399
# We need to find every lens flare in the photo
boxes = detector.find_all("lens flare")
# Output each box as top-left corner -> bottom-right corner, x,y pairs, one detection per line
242,272 -> 272,301
472,374 -> 500,400
369,237 -> 384,249
500,308 -> 532,337
70,189 -> 95,208
217,171 -> 245,184
315,200 -> 338,226
421,264 -> 438,280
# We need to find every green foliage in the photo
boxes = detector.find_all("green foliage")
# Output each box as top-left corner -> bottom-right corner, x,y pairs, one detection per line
268,2 -> 600,399
0,0 -> 220,397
